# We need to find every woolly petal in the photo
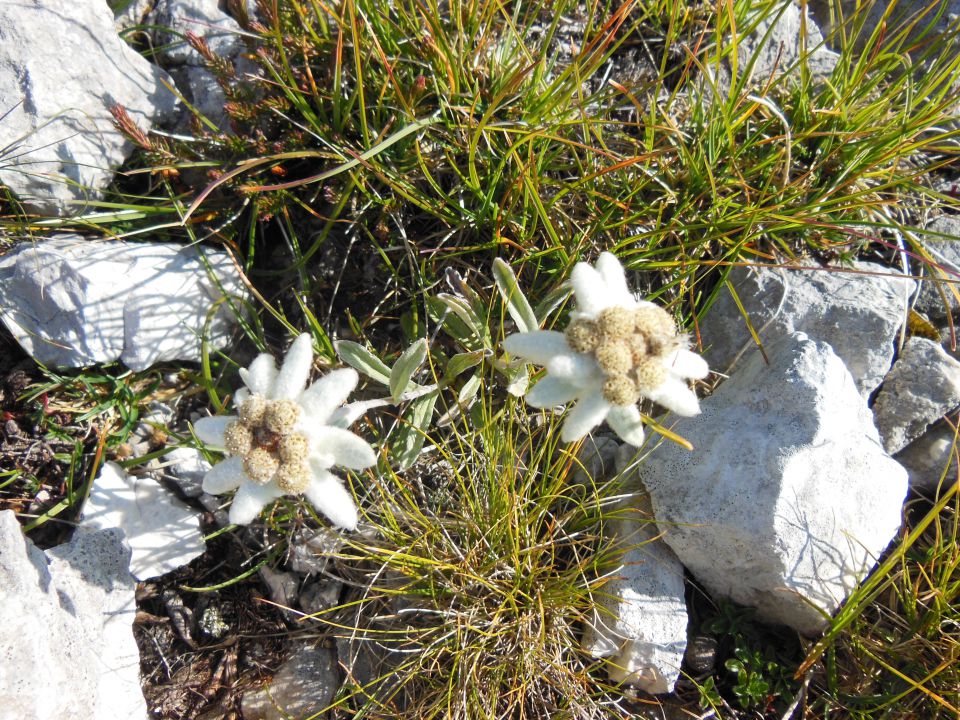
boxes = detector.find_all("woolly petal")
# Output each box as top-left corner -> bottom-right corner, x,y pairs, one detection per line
311,426 -> 377,469
561,393 -> 611,442
503,331 -> 570,365
547,354 -> 603,390
645,376 -> 701,417
233,387 -> 250,409
228,480 -> 283,525
201,456 -> 246,494
570,263 -> 611,316
270,333 -> 314,400
606,405 -> 646,447
664,347 -> 710,381
303,469 -> 358,530
193,415 -> 237,448
328,401 -> 368,430
525,375 -> 580,409
595,252 -> 635,307
240,353 -> 277,395
299,368 -> 359,424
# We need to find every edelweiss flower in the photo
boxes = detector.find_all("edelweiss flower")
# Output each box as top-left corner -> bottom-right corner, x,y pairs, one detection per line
193,334 -> 375,528
503,252 -> 709,446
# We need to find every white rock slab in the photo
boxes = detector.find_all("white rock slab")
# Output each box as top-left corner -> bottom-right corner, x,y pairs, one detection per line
873,337 -> 960,454
701,261 -> 914,397
81,461 -> 205,580
640,332 -> 908,636
0,0 -> 177,216
0,510 -> 145,720
582,486 -> 688,694
0,235 -> 244,370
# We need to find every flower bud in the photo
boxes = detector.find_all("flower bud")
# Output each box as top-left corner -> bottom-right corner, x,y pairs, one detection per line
274,462 -> 311,494
223,421 -> 253,456
594,339 -> 633,375
243,448 -> 279,484
597,307 -> 635,339
565,319 -> 600,354
239,395 -> 267,426
263,399 -> 301,434
602,373 -> 641,406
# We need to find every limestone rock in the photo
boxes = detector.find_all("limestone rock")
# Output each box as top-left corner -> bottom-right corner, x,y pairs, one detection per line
873,337 -> 960,454
0,0 -> 177,215
640,332 -> 907,635
153,0 -> 243,65
737,1 -> 839,82
0,235 -> 244,370
896,421 -> 960,493
80,461 -> 205,580
582,489 -> 688,694
701,261 -> 914,397
913,215 -> 960,321
0,511 -> 145,719
241,643 -> 340,720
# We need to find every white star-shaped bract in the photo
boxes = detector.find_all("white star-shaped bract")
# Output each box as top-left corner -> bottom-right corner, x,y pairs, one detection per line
193,334 -> 376,528
503,252 -> 709,446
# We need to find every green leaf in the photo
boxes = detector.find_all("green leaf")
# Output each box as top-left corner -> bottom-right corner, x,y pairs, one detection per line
389,338 -> 428,402
335,341 -> 392,385
445,349 -> 487,380
393,391 -> 438,471
457,372 -> 482,405
492,258 -> 538,333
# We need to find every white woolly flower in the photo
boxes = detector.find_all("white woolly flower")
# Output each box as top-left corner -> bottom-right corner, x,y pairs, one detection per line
503,252 -> 709,446
193,334 -> 375,529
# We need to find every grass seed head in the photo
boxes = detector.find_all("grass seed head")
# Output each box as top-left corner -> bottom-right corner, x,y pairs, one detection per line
565,318 -> 600,353
603,373 -> 641,406
244,447 -> 279,484
224,420 -> 254,456
263,399 -> 301,434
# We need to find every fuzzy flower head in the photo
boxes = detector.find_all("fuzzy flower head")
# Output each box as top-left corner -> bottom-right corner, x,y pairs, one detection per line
503,252 -> 709,446
193,334 -> 375,528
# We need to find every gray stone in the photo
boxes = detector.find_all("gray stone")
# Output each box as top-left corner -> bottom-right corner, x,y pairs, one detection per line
80,461 -> 205,580
260,566 -> 300,609
161,446 -> 212,497
0,235 -> 244,370
169,65 -> 232,130
0,510 -> 145,719
873,337 -> 960,454
737,1 -> 839,83
153,0 -> 243,66
241,643 -> 340,720
913,215 -> 960,321
0,0 -> 178,216
582,488 -> 688,694
640,332 -> 907,636
571,434 -> 621,486
288,527 -> 346,576
896,420 -> 960,493
701,261 -> 914,397
298,578 -> 343,616
111,0 -> 154,31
